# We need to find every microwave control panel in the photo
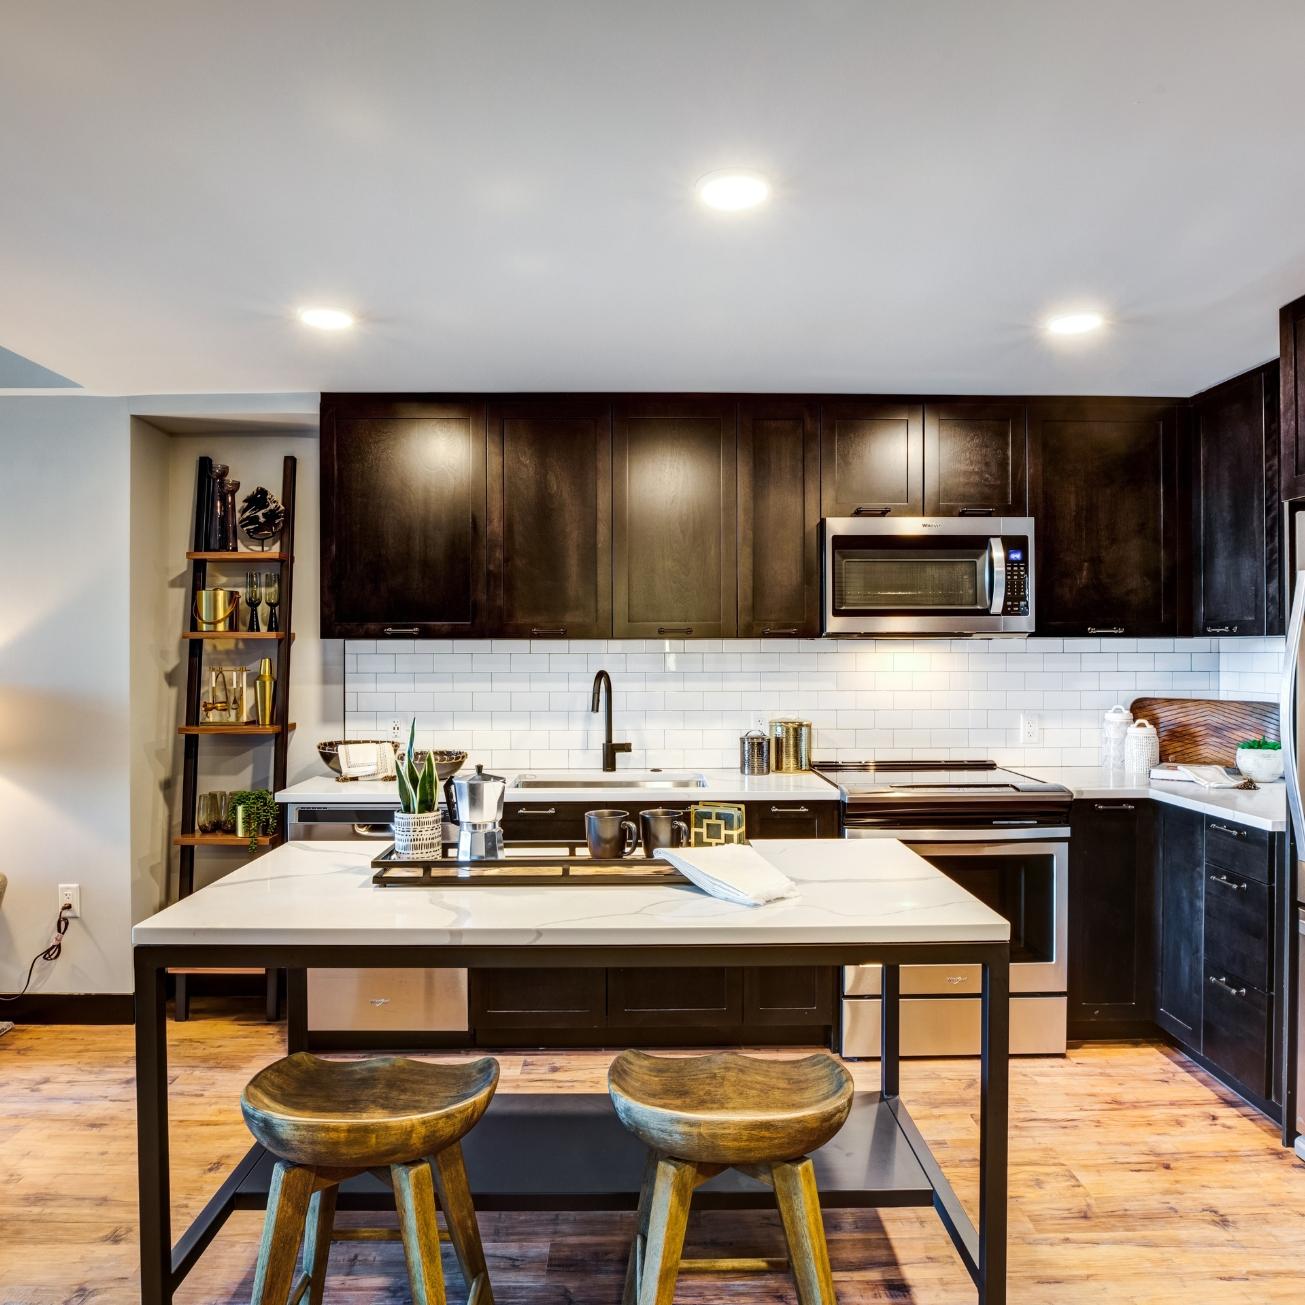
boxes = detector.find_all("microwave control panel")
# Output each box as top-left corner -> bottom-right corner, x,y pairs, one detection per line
1001,542 -> 1030,616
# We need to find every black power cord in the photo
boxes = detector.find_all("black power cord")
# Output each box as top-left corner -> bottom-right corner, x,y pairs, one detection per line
0,903 -> 72,1002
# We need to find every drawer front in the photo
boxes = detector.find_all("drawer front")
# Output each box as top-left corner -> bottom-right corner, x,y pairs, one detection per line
470,967 -> 605,1029
1202,969 -> 1271,1097
840,996 -> 1067,1057
1204,817 -> 1272,885
745,800 -> 840,840
1203,870 -> 1271,990
608,967 -> 743,1027
502,803 -> 587,844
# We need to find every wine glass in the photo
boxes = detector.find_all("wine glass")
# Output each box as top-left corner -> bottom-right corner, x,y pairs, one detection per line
263,571 -> 281,632
245,571 -> 262,632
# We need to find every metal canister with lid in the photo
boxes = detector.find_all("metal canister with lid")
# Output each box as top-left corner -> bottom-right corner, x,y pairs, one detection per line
769,718 -> 812,773
739,726 -> 770,775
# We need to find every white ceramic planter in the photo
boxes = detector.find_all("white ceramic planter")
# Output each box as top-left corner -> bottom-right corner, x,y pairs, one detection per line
1235,747 -> 1284,782
393,810 -> 442,858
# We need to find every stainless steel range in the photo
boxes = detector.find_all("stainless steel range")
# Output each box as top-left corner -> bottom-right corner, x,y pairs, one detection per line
813,759 -> 1072,1057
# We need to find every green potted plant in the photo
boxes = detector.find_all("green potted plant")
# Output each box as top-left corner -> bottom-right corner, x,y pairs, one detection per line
394,721 -> 441,858
1235,736 -> 1283,782
226,788 -> 279,851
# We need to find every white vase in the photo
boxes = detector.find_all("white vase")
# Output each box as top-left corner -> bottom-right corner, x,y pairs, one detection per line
1235,747 -> 1284,782
393,810 -> 442,859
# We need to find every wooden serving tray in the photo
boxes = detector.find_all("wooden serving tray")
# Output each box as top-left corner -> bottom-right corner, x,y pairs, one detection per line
1130,696 -> 1279,765
371,846 -> 690,888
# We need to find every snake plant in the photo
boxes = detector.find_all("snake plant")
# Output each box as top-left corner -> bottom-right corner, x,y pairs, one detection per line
396,719 -> 437,814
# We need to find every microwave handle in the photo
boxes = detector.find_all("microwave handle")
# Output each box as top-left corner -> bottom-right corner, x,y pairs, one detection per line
988,537 -> 1007,615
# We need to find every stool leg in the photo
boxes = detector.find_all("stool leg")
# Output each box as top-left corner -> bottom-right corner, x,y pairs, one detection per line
393,1159 -> 448,1305
638,1156 -> 696,1305
431,1142 -> 493,1305
772,1158 -> 836,1305
252,1161 -> 315,1305
623,1151 -> 659,1305
301,1183 -> 337,1305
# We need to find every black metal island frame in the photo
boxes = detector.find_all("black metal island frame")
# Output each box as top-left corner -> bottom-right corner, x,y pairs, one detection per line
132,839 -> 1011,1303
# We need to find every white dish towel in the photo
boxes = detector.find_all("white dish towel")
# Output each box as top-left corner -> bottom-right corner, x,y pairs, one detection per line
658,844 -> 798,907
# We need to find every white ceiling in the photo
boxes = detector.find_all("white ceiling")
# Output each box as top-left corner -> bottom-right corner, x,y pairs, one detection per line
3,0 -> 1304,397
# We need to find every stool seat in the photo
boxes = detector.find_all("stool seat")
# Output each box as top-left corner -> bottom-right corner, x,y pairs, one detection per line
242,1051 -> 499,1168
608,1050 -> 853,1166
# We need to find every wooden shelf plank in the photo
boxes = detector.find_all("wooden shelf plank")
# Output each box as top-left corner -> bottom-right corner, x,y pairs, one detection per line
182,630 -> 292,640
177,724 -> 296,736
186,550 -> 290,562
173,833 -> 283,848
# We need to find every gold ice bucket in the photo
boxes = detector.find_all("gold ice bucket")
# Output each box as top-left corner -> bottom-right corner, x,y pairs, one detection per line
194,588 -> 240,631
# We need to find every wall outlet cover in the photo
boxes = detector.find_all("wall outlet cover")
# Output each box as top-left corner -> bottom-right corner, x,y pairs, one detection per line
58,883 -> 80,918
1019,712 -> 1041,744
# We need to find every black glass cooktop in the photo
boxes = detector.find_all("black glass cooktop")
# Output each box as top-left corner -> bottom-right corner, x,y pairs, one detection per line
811,759 -> 1071,801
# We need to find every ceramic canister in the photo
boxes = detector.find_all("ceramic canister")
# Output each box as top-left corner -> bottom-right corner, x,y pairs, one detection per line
1123,719 -> 1160,774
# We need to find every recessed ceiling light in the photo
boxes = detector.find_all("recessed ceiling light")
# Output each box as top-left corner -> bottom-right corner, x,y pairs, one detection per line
298,306 -> 355,331
1046,311 -> 1105,336
696,170 -> 770,212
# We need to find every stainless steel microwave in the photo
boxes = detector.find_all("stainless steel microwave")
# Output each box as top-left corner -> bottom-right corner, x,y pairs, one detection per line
820,516 -> 1034,637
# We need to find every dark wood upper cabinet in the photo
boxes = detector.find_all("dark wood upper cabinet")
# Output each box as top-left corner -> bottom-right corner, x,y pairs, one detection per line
320,396 -> 487,637
1280,294 -> 1305,501
1191,363 -> 1281,637
1027,398 -> 1180,637
737,398 -> 820,636
819,399 -> 924,516
923,400 -> 1028,516
613,397 -> 737,638
487,398 -> 612,638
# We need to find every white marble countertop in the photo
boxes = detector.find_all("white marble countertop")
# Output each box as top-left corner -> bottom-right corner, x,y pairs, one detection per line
1018,766 -> 1287,832
277,769 -> 841,807
131,839 -> 1009,949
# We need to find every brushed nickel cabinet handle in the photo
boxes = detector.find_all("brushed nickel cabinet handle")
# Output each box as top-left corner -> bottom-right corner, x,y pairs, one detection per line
762,626 -> 799,636
1088,626 -> 1125,635
1206,624 -> 1237,634
1209,974 -> 1247,997
383,626 -> 420,636
769,804 -> 810,814
657,626 -> 693,635
515,806 -> 557,815
1094,802 -> 1136,811
1208,872 -> 1248,892
852,506 -> 891,516
1210,822 -> 1247,839
530,626 -> 567,637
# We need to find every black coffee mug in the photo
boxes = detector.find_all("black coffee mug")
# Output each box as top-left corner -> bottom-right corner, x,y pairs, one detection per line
585,808 -> 638,859
639,808 -> 689,858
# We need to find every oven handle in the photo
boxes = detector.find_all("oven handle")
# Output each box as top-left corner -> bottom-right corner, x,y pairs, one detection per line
988,536 -> 1007,615
843,825 -> 1071,842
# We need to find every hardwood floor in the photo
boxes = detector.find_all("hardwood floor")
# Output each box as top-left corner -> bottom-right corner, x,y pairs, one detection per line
2,1003 -> 1304,1303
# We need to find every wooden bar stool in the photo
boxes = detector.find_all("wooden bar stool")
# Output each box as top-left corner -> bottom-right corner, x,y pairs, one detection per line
241,1051 -> 499,1305
608,1050 -> 854,1305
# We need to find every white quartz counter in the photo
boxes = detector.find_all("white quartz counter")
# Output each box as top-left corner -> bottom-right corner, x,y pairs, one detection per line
1018,766 -> 1287,832
131,839 -> 1009,949
277,769 -> 840,807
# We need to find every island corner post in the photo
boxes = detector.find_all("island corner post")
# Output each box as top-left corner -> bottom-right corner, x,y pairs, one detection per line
133,938 -> 1010,1305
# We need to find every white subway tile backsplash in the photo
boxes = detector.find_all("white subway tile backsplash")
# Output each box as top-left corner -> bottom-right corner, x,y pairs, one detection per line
342,636 -> 1283,759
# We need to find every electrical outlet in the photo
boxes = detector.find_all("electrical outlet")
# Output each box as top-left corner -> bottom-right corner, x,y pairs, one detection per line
1019,713 -> 1041,744
58,883 -> 80,918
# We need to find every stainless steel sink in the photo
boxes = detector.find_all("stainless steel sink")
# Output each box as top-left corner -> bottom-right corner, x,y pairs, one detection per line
512,771 -> 708,790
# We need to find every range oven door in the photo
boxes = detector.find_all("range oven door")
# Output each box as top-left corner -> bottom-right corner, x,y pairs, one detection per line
821,516 -> 1033,636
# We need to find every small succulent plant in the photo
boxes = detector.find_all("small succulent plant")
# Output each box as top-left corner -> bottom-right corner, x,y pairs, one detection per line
1237,736 -> 1281,751
396,719 -> 437,814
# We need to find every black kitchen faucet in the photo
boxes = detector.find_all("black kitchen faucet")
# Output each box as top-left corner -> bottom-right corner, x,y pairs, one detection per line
590,669 -> 632,772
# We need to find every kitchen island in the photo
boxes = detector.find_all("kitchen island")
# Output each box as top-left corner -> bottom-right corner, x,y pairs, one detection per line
133,838 -> 1011,1304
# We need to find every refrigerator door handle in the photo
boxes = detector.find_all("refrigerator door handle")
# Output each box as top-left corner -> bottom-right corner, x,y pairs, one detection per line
1281,572 -> 1305,853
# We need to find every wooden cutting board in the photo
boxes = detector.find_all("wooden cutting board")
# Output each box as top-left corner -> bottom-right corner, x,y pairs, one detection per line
1129,697 -> 1279,765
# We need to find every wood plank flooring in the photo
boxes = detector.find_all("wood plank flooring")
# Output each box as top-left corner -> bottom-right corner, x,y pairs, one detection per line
2,1004 -> 1304,1303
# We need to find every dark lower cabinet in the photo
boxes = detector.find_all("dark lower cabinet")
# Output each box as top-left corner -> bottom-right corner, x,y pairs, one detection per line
1028,397 -> 1179,636
743,966 -> 836,1026
747,800 -> 841,840
1202,972 -> 1271,1099
1068,799 -> 1153,1036
1155,804 -> 1205,1048
468,968 -> 605,1030
502,799 -> 841,845
608,967 -> 741,1027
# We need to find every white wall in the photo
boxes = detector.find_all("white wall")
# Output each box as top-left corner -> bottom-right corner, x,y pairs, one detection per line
342,634 -> 1285,772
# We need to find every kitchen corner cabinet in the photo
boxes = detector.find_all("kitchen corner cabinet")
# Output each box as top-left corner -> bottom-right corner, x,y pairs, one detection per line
923,399 -> 1028,517
819,398 -> 924,517
1028,397 -> 1180,637
320,396 -> 488,637
1280,293 -> 1305,500
1190,362 -> 1281,637
737,398 -> 821,636
612,397 -> 738,638
487,398 -> 612,638
1155,803 -> 1204,1047
1068,799 -> 1154,1037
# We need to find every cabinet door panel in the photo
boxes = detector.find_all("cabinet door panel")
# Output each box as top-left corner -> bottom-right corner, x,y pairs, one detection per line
1156,803 -> 1204,1048
1028,398 -> 1178,636
738,399 -> 820,636
820,400 -> 924,516
488,399 -> 611,637
1280,294 -> 1305,501
924,400 -> 1028,516
470,968 -> 605,1029
321,397 -> 487,636
613,399 -> 737,637
743,967 -> 835,1026
1192,365 -> 1278,636
608,967 -> 742,1027
745,801 -> 840,840
1202,969 -> 1270,1098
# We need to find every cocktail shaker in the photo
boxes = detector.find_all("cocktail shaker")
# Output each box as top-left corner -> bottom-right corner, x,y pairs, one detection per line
255,657 -> 275,726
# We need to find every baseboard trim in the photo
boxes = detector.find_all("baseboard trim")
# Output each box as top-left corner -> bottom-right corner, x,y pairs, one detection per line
0,993 -> 133,1024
